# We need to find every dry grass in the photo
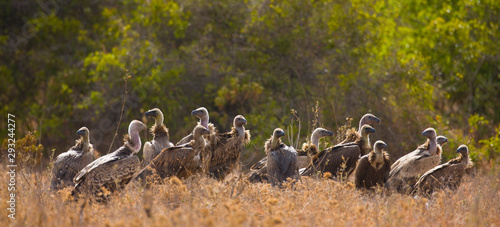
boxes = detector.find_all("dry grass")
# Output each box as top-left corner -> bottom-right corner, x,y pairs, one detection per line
1,166 -> 499,227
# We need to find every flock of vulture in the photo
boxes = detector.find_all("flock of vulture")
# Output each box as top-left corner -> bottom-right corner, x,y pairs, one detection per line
50,107 -> 473,202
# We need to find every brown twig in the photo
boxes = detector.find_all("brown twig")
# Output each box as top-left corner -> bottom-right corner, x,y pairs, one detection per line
107,71 -> 130,154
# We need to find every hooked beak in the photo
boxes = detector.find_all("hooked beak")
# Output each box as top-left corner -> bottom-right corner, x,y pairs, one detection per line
422,130 -> 429,137
76,130 -> 86,136
374,117 -> 381,124
145,110 -> 157,117
367,127 -> 376,134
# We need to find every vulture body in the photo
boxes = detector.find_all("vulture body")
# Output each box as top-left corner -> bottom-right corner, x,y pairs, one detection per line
203,115 -> 250,180
177,107 -> 213,146
143,108 -> 174,166
414,145 -> 472,196
386,128 -> 441,194
354,141 -> 391,190
266,128 -> 300,187
72,120 -> 146,202
248,128 -> 333,183
301,125 -> 376,179
341,113 -> 380,144
136,125 -> 209,182
50,127 -> 95,191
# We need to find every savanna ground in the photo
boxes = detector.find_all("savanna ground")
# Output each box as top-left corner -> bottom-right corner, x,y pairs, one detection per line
1,164 -> 499,226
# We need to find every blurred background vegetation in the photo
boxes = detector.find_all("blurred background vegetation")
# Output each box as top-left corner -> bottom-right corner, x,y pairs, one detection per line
1,0 -> 499,170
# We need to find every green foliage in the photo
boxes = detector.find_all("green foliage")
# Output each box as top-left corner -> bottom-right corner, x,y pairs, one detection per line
2,131 -> 44,169
1,0 -> 499,168
478,125 -> 500,164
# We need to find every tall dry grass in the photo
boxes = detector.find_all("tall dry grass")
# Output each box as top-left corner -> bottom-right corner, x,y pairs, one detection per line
1,165 -> 499,227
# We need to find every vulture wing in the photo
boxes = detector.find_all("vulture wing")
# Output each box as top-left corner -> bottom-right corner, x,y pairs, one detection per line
354,155 -> 370,188
303,144 -> 361,178
73,155 -> 140,200
176,133 -> 193,146
153,145 -> 200,178
51,150 -> 83,190
271,146 -> 294,173
250,156 -> 268,171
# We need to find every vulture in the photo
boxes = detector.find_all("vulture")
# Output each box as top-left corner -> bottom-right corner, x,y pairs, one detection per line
354,140 -> 391,190
301,125 -> 376,179
414,145 -> 472,196
72,120 -> 146,202
341,113 -> 380,144
437,135 -> 448,147
136,125 -> 210,182
248,127 -> 333,183
385,127 -> 442,194
266,128 -> 300,187
143,108 -> 174,166
202,115 -> 251,180
296,128 -> 334,167
50,127 -> 95,191
176,107 -> 215,146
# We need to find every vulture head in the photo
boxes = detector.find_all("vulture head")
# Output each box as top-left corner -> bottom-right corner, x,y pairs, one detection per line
311,128 -> 334,148
312,128 -> 334,138
273,128 -> 285,138
193,125 -> 210,139
360,124 -> 376,137
233,115 -> 247,127
128,120 -> 147,153
436,135 -> 448,146
422,128 -> 437,139
191,107 -> 209,127
456,145 -> 469,156
269,128 -> 285,149
76,127 -> 90,137
145,108 -> 164,125
359,113 -> 381,128
373,140 -> 388,153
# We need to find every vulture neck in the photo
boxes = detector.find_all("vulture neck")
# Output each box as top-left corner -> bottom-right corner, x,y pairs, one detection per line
192,135 -> 206,150
129,129 -> 142,153
81,135 -> 90,153
236,125 -> 245,139
311,132 -> 321,148
271,137 -> 282,150
200,117 -> 209,129
155,113 -> 164,127
461,154 -> 470,165
371,149 -> 384,169
361,132 -> 371,147
427,137 -> 437,155
374,149 -> 383,160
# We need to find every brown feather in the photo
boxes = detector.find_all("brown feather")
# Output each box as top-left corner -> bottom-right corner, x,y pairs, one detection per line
340,128 -> 360,144
303,144 -> 361,179
51,138 -> 95,191
355,151 -> 391,190
386,142 -> 442,194
414,153 -> 471,196
203,127 -> 250,180
266,143 -> 300,187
